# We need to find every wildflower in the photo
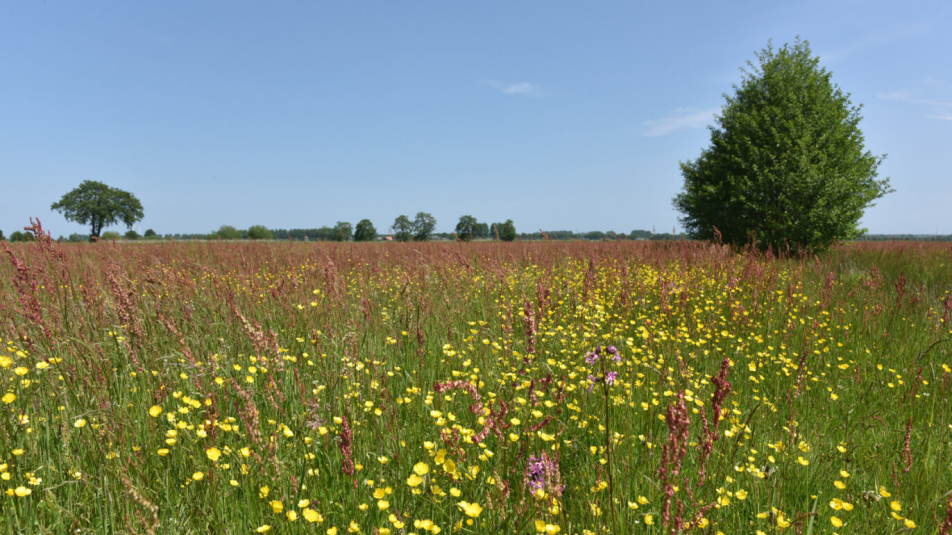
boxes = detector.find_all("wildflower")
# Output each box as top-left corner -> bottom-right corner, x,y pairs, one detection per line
206,447 -> 221,461
377,500 -> 389,510
413,462 -> 430,475
645,514 -> 654,525
348,520 -> 360,533
303,508 -> 323,523
1,393 -> 14,404
149,406 -> 162,417
74,418 -> 87,428
327,528 -> 338,535
271,500 -> 284,513
192,472 -> 204,481
14,486 -> 31,497
406,473 -> 423,487
256,526 -> 271,533
831,516 -> 843,528
891,501 -> 902,512
458,501 -> 483,518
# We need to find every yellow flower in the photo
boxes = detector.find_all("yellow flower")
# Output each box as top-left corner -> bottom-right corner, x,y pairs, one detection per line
327,527 -> 338,535
735,489 -> 748,500
149,406 -> 162,417
879,486 -> 891,498
74,418 -> 87,428
206,447 -> 221,461
271,500 -> 284,513
776,513 -> 790,528
1,393 -> 14,404
286,510 -> 298,522
904,519 -> 916,528
406,473 -> 423,487
458,501 -> 483,518
830,498 -> 844,510
13,367 -> 28,376
259,486 -> 270,498
14,486 -> 32,497
192,472 -> 204,481
834,480 -> 846,489
348,520 -> 360,533
413,462 -> 430,475
157,448 -> 169,456
645,514 -> 654,525
298,499 -> 311,508
830,516 -> 843,528
303,508 -> 323,523
256,526 -> 271,533
890,501 -> 901,512
377,500 -> 390,510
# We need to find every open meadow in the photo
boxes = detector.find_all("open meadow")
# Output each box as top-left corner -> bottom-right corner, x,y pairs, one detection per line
2,224 -> 952,534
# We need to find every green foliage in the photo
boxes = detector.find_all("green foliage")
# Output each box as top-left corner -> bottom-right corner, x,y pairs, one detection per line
0,230 -> 4,240
100,231 -> 121,241
495,219 -> 517,242
214,225 -> 243,240
68,233 -> 89,243
392,215 -> 413,242
8,231 -> 34,242
331,221 -> 353,242
354,219 -> 377,242
51,180 -> 144,240
473,222 -> 490,239
144,228 -> 157,237
124,230 -> 139,240
673,39 -> 891,252
247,225 -> 273,240
454,215 -> 479,241
412,212 -> 437,242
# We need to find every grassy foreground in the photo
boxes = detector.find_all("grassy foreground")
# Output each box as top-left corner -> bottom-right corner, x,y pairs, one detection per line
2,224 -> 952,534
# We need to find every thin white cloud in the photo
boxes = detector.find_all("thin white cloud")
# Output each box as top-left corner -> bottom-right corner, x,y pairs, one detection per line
877,78 -> 952,120
643,108 -> 720,137
820,22 -> 930,62
481,80 -> 542,96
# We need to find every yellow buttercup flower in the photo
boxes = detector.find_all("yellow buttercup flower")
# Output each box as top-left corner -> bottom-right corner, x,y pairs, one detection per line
148,406 -> 162,417
457,501 -> 483,518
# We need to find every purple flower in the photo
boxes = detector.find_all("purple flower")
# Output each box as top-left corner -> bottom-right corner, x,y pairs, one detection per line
605,371 -> 617,386
584,351 -> 599,366
587,374 -> 598,392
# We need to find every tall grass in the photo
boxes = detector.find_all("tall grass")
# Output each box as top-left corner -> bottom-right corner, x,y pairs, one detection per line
1,223 -> 951,534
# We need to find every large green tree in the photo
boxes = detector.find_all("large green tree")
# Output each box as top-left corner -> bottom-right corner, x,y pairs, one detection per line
332,221 -> 353,242
51,181 -> 145,240
672,39 -> 891,252
455,215 -> 479,241
412,212 -> 437,242
392,215 -> 413,242
247,225 -> 273,240
354,219 -> 377,242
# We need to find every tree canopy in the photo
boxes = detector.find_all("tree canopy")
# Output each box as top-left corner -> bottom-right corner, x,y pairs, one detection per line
495,220 -> 517,242
392,215 -> 413,242
354,219 -> 377,242
247,225 -> 273,240
332,221 -> 353,242
455,215 -> 479,241
672,39 -> 891,252
51,181 -> 144,240
412,212 -> 436,242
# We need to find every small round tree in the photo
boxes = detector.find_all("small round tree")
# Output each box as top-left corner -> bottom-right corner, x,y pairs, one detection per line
247,225 -> 273,240
673,39 -> 892,252
51,181 -> 144,240
354,219 -> 377,242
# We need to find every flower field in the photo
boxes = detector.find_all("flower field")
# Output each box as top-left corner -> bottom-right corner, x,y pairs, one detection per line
2,223 -> 952,534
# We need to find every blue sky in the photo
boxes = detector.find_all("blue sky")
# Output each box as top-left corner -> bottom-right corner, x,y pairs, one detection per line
2,0 -> 950,237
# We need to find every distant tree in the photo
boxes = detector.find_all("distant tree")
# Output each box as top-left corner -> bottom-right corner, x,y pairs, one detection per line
473,222 -> 490,239
68,233 -> 88,243
393,215 -> 413,242
51,180 -> 144,240
144,228 -> 157,237
0,230 -> 4,241
413,212 -> 437,242
673,39 -> 891,252
9,231 -> 24,242
330,221 -> 353,242
214,225 -> 243,240
455,215 -> 479,241
630,230 -> 653,239
497,220 -> 517,242
101,231 -> 121,241
354,219 -> 377,242
125,230 -> 139,240
247,225 -> 273,240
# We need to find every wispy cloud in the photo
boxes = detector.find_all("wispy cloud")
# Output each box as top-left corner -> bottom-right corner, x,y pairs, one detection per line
819,22 -> 930,62
481,80 -> 542,96
877,78 -> 952,120
643,108 -> 720,137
